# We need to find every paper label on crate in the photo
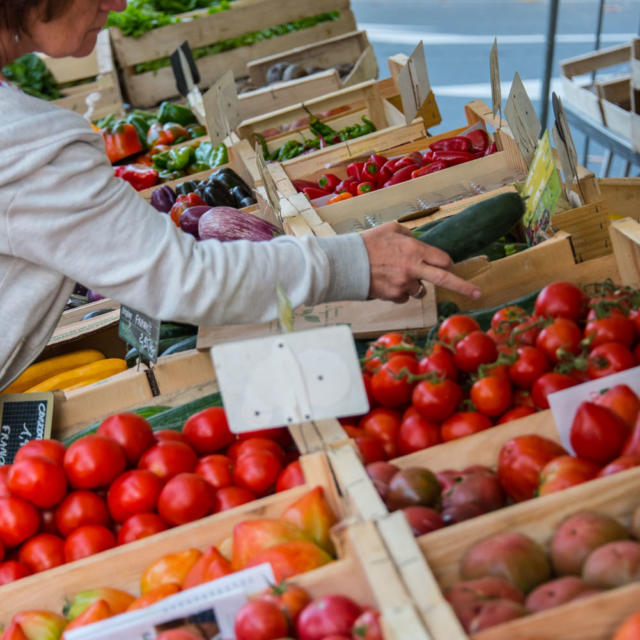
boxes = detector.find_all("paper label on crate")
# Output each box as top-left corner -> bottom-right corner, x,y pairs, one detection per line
119,305 -> 161,363
204,70 -> 240,146
255,143 -> 281,217
397,41 -> 430,124
548,366 -> 640,454
64,564 -> 275,640
211,325 -> 369,432
521,130 -> 563,246
490,38 -> 501,118
505,72 -> 542,166
0,393 -> 53,465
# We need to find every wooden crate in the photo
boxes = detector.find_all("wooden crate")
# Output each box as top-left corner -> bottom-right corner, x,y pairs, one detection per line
610,217 -> 640,287
109,0 -> 357,108
598,177 -> 640,221
43,30 -> 123,121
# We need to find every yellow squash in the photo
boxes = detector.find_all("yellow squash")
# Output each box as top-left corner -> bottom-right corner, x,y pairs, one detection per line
25,358 -> 127,393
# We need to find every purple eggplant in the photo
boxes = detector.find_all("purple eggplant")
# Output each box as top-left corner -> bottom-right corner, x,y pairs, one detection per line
179,205 -> 212,238
150,184 -> 177,213
198,206 -> 281,242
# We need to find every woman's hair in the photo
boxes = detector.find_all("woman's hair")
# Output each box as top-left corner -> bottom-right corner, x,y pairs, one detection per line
0,0 -> 73,35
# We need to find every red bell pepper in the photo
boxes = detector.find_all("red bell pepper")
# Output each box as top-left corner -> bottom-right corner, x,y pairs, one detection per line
346,161 -> 364,183
368,153 -> 388,170
292,179 -> 318,193
383,164 -> 419,187
362,160 -> 382,183
317,173 -> 340,191
356,181 -> 375,195
335,178 -> 358,195
467,129 -> 490,153
432,150 -> 476,166
394,152 -> 423,170
303,186 -> 331,200
429,136 -> 472,152
411,161 -> 448,178
146,122 -> 189,148
101,122 -> 143,164
169,193 -> 207,226
422,150 -> 435,165
114,164 -> 159,191
485,141 -> 498,156
380,158 -> 399,183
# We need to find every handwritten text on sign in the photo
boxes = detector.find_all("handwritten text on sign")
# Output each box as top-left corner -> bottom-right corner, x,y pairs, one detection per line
0,393 -> 53,464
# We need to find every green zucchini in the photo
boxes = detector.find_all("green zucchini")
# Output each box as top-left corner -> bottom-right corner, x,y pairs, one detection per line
126,335 -> 194,367
416,192 -> 525,263
411,217 -> 446,237
161,335 -> 197,356
160,322 -> 198,340
147,392 -> 223,432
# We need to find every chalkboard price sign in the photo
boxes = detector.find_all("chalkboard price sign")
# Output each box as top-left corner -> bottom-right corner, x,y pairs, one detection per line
0,392 -> 54,465
118,305 -> 161,363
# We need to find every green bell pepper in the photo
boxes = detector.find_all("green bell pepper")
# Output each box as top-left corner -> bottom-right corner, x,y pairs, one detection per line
194,142 -> 228,168
156,101 -> 198,127
166,145 -> 195,171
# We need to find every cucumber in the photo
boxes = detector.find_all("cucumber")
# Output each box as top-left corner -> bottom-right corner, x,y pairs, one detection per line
160,322 -> 198,340
125,334 -> 194,366
161,335 -> 197,356
411,217 -> 446,237
416,192 -> 525,263
147,392 -> 223,432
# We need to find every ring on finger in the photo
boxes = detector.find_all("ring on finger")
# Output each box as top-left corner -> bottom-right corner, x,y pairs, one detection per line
411,281 -> 426,299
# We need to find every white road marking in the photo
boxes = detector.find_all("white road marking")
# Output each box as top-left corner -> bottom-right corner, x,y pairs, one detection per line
432,78 -> 564,99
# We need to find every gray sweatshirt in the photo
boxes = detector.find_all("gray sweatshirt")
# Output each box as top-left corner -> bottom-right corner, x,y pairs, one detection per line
0,89 -> 370,389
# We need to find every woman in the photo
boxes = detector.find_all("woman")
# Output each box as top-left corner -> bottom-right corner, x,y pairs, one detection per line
0,0 -> 480,390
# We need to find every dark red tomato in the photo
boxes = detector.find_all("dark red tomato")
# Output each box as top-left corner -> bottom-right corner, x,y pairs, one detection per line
18,533 -> 65,573
214,486 -> 256,512
594,384 -> 640,429
412,379 -> 463,423
234,599 -> 288,640
153,430 -> 188,445
438,315 -> 481,346
234,438 -> 286,465
182,407 -> 235,455
138,441 -> 198,481
536,317 -> 583,363
418,349 -> 458,382
534,282 -> 586,321
510,316 -> 543,346
63,525 -> 116,562
364,333 -> 413,374
630,307 -> 640,333
508,346 -> 551,389
14,439 -> 66,466
470,376 -> 512,417
497,406 -> 536,424
513,389 -> 536,409
97,412 -> 155,466
440,411 -> 493,442
8,456 -> 67,509
233,450 -> 283,497
354,436 -> 387,464
0,466 -> 10,498
597,455 -> 640,478
107,469 -> 164,523
497,435 -> 567,502
296,595 -> 362,640
370,355 -> 418,408
453,331 -> 498,373
397,413 -> 441,455
490,305 -> 528,340
584,315 -> 636,349
55,491 -> 110,538
360,408 -> 402,459
531,372 -> 577,409
117,512 -> 168,545
157,473 -> 215,526
258,582 -> 311,628
238,426 -> 291,445
570,402 -> 629,464
587,342 -> 636,379
64,435 -> 127,490
351,609 -> 383,640
194,454 -> 233,490
0,560 -> 31,585
537,455 -> 600,496
0,496 -> 40,547
40,509 -> 59,536
275,460 -> 305,492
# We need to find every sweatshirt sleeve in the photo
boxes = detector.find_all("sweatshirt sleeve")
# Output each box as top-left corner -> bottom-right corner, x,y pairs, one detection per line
5,132 -> 370,326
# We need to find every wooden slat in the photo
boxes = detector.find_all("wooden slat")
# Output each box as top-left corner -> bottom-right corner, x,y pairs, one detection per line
551,201 -> 612,262
609,217 -> 640,286
598,177 -> 640,220
560,42 -> 631,78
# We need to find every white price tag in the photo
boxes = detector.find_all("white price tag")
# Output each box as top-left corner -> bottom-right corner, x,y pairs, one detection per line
204,70 -> 240,146
397,41 -> 430,125
211,325 -> 369,432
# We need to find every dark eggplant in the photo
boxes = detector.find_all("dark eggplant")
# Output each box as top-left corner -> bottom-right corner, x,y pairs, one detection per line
207,168 -> 252,194
179,205 -> 212,238
230,185 -> 256,208
238,196 -> 257,209
175,180 -> 199,196
196,183 -> 235,208
150,184 -> 177,213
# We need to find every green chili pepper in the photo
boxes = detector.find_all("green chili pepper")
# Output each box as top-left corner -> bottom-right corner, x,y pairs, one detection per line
253,133 -> 274,161
277,140 -> 303,161
303,106 -> 337,140
156,102 -> 198,126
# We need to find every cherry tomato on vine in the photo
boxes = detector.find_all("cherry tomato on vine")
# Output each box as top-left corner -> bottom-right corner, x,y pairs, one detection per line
584,314 -> 636,349
531,372 -> 577,409
412,379 -> 463,423
535,317 -> 583,363
470,376 -> 512,417
534,282 -> 586,321
360,408 -> 402,458
587,342 -> 636,379
508,346 -> 551,389
497,406 -> 536,424
97,413 -> 155,466
438,315 -> 481,345
370,354 -> 418,408
418,348 -> 458,381
453,331 -> 498,373
364,333 -> 413,374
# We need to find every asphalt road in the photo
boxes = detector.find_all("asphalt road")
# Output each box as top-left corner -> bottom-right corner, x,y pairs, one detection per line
350,0 -> 640,175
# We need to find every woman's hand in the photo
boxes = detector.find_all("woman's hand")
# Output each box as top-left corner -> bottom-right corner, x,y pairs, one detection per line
361,221 -> 482,302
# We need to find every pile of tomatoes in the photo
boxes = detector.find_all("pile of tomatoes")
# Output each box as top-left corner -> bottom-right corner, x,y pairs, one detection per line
348,281 -> 640,462
0,408 -> 305,585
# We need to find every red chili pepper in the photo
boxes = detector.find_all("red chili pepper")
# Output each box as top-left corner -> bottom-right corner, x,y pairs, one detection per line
101,122 -> 143,164
317,173 -> 340,191
411,161 -> 448,179
422,150 -> 435,165
432,150 -> 477,166
383,164 -> 419,187
292,179 -> 318,193
485,141 -> 498,156
114,164 -> 159,191
346,161 -> 364,182
467,129 -> 490,153
368,153 -> 388,170
303,186 -> 331,200
356,181 -> 376,195
394,152 -> 423,170
379,158 -> 398,183
429,136 -> 472,152
169,193 -> 207,226
335,178 -> 358,195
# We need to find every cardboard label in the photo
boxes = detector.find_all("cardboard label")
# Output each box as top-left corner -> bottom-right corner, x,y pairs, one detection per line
397,41 -> 431,125
490,38 -> 501,118
551,92 -> 584,203
254,143 -> 281,217
505,72 -> 542,166
203,70 -> 240,146
0,393 -> 53,464
118,305 -> 161,363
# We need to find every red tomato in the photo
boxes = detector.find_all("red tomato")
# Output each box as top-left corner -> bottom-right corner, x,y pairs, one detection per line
18,533 -> 65,573
440,411 -> 493,442
234,438 -> 286,465
418,349 -> 458,381
194,454 -> 233,490
7,456 -> 67,509
258,582 -> 311,627
238,426 -> 290,444
531,372 -> 577,409
570,402 -> 629,464
354,436 -> 387,464
594,384 -> 640,429
370,355 -> 418,408
453,331 -> 498,373
491,305 -> 527,338
0,496 -> 40,547
107,469 -> 164,523
397,413 -> 441,455
117,512 -> 168,545
64,435 -> 127,490
153,430 -> 188,445
438,315 -> 481,345
536,317 -> 583,363
364,333 -> 413,374
157,473 -> 215,526
360,408 -> 402,458
587,342 -> 636,378
483,363 -> 511,383
508,346 -> 551,389
275,460 -> 305,492
537,455 -> 600,496
214,486 -> 255,512
497,406 -> 536,424
63,525 -> 116,562
510,316 -> 543,346
534,282 -> 586,321
0,560 -> 31,585
234,599 -> 289,640
513,389 -> 536,409
182,407 -> 235,455
470,376 -> 512,417
14,439 -> 66,466
97,412 -> 155,466
351,609 -> 383,640
0,466 -> 10,498
233,450 -> 283,497
412,379 -> 463,423
55,491 -> 110,538
597,455 -> 640,478
584,315 -> 636,349
497,435 -> 567,502
40,509 -> 59,536
296,595 -> 362,640
138,441 -> 198,481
